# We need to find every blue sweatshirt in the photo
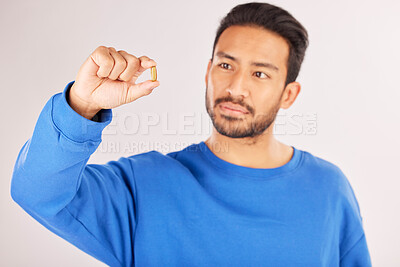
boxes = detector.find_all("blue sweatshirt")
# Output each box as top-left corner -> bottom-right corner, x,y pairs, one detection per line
11,81 -> 372,267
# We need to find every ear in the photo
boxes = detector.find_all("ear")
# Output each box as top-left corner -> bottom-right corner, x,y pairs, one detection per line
280,81 -> 301,109
205,59 -> 212,85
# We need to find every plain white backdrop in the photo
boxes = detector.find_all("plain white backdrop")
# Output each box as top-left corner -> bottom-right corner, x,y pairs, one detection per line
1,0 -> 399,266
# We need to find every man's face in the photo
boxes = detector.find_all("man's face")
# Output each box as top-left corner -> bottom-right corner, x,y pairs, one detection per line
205,25 -> 290,138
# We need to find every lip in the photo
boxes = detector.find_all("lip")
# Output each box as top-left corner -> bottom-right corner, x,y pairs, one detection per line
219,103 -> 249,114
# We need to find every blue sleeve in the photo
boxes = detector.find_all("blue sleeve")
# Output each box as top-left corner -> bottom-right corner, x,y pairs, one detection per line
338,174 -> 372,266
340,234 -> 372,266
10,81 -> 135,267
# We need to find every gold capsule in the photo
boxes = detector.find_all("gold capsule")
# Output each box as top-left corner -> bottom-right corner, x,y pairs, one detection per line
151,66 -> 157,82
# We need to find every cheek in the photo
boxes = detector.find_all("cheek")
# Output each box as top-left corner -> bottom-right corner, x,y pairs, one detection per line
205,84 -> 216,108
272,72 -> 287,90
210,69 -> 228,90
207,77 -> 225,103
251,91 -> 279,113
253,90 -> 269,105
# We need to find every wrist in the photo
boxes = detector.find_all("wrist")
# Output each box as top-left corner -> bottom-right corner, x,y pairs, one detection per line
67,86 -> 101,120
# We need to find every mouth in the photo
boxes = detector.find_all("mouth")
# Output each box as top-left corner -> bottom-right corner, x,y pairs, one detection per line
219,102 -> 249,115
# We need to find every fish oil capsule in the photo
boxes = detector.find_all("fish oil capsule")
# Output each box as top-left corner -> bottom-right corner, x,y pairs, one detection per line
151,66 -> 157,82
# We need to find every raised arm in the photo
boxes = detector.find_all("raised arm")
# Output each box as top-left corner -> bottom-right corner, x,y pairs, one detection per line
11,46 -> 160,266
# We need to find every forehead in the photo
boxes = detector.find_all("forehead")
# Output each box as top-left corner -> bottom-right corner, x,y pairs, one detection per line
215,25 -> 289,71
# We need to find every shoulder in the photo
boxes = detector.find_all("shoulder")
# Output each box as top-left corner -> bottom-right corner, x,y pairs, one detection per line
299,149 -> 347,184
124,143 -> 199,175
299,148 -> 364,225
126,150 -> 181,169
166,143 -> 200,159
298,149 -> 358,203
300,149 -> 344,176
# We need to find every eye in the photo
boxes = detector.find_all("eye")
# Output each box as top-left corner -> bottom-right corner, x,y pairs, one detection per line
218,63 -> 232,70
255,71 -> 269,79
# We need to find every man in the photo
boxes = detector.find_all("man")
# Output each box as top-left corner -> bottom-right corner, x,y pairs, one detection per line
11,2 -> 371,266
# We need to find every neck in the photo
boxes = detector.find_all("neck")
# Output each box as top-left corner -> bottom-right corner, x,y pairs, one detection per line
205,124 -> 293,169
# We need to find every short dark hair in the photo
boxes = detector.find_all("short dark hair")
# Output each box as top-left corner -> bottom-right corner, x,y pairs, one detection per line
211,2 -> 309,87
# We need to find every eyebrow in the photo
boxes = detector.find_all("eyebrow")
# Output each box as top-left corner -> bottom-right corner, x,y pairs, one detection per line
216,51 -> 279,72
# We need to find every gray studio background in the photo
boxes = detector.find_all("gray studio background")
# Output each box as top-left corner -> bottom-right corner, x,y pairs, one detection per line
1,0 -> 399,266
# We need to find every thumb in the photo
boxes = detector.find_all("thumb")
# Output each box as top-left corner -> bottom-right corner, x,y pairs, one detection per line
125,80 -> 160,103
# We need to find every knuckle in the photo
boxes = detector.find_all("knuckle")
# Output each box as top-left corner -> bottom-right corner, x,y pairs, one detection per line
139,56 -> 150,64
130,54 -> 140,62
127,56 -> 140,67
139,56 -> 156,66
96,45 -> 108,52
116,60 -> 127,72
114,55 -> 127,69
110,50 -> 126,68
103,58 -> 114,68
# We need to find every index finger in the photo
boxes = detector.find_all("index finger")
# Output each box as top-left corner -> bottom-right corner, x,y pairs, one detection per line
138,55 -> 157,70
131,55 -> 157,82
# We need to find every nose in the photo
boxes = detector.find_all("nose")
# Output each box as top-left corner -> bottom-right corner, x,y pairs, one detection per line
225,70 -> 250,98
